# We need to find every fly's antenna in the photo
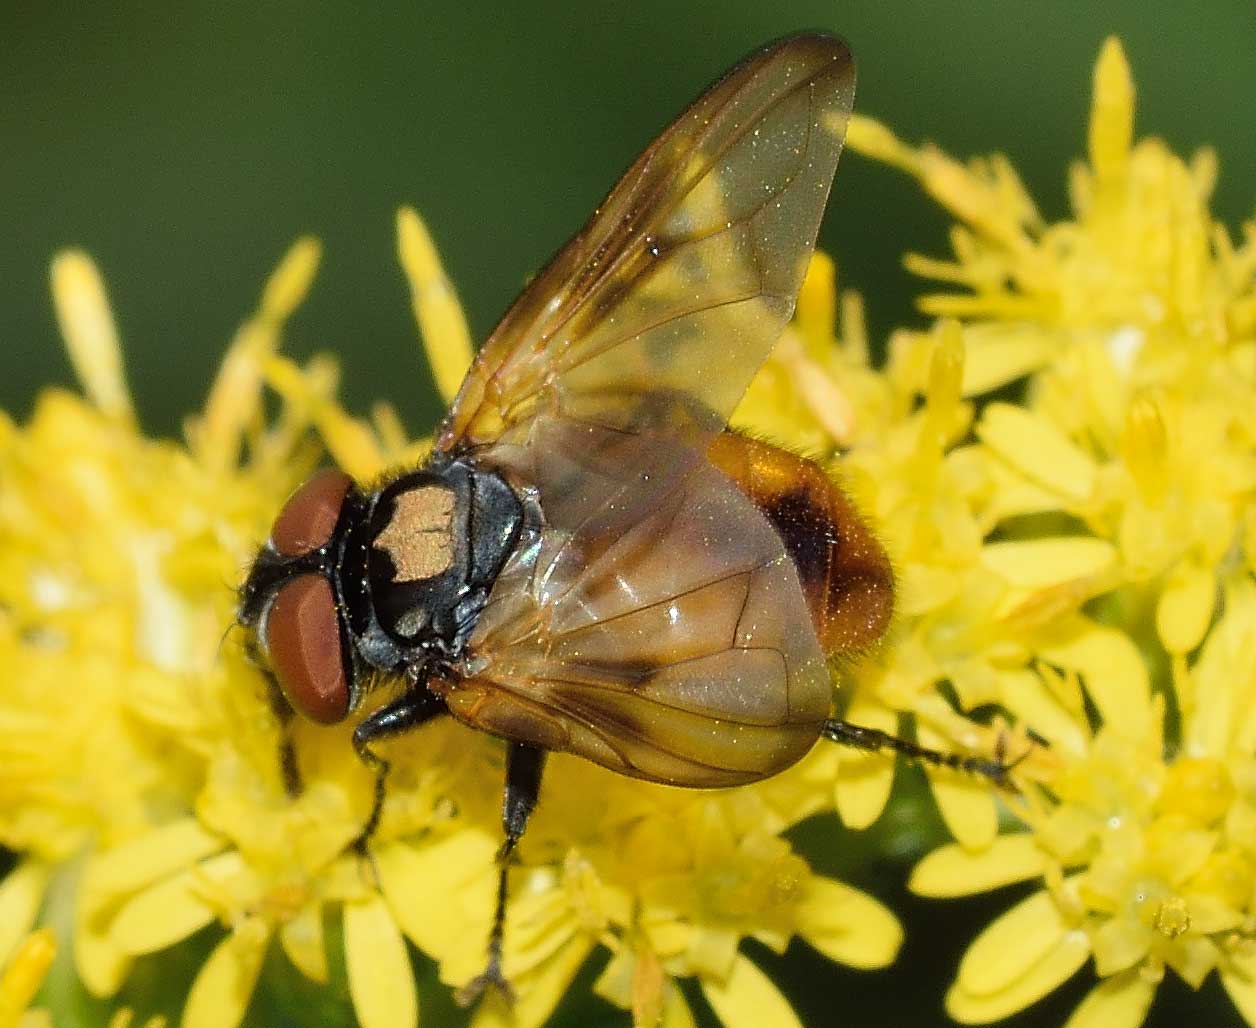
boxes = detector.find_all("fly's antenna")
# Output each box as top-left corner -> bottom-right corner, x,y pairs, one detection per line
821,718 -> 1029,792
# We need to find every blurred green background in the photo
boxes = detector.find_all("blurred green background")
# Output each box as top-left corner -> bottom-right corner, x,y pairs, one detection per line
5,1 -> 1253,1026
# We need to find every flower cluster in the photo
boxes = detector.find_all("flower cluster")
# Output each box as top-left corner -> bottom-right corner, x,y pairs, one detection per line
1,33 -> 1252,1028
836,36 -> 1256,1027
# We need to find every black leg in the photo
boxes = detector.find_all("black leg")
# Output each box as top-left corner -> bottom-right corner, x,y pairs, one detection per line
456,742 -> 547,1007
248,640 -> 304,800
822,718 -> 1023,791
352,687 -> 447,849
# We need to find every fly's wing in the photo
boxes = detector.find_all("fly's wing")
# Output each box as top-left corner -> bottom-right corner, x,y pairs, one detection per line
445,418 -> 834,788
436,34 -> 854,453
436,36 -> 855,786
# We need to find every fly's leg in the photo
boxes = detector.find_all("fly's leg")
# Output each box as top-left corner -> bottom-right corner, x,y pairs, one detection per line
456,741 -> 547,1007
351,687 -> 448,853
263,674 -> 303,799
248,638 -> 303,799
822,718 -> 1030,791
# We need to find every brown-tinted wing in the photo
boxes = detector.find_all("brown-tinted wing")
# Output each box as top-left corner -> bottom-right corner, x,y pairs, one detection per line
436,34 -> 854,452
440,418 -> 833,788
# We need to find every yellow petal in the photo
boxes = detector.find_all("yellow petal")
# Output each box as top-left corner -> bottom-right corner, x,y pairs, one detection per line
844,115 -> 920,175
687,928 -> 739,982
981,538 -> 1116,597
1120,394 -> 1168,504
109,884 -> 215,958
0,929 -> 56,1025
794,877 -> 902,970
940,777 -> 1000,852
0,865 -> 50,968
312,403 -> 387,482
630,946 -> 664,1028
1156,558 -> 1216,655
790,349 -> 856,443
397,206 -> 474,406
1064,971 -> 1154,1028
83,819 -> 226,908
1186,577 -> 1256,757
279,902 -> 328,984
594,947 -> 678,1028
838,288 -> 868,366
1164,933 -> 1219,990
1038,620 -> 1150,736
1221,968 -> 1256,1027
76,860 -> 136,1000
702,955 -> 801,1028
977,403 -> 1097,503
911,836 -> 1046,898
917,723 -> 999,850
515,936 -> 598,1028
109,852 -> 244,956
49,250 -> 134,424
261,353 -> 387,480
833,701 -> 897,830
981,451 -> 1068,522
957,889 -> 1070,995
897,563 -> 961,615
996,669 -> 1088,759
194,236 -> 320,471
1089,916 -> 1149,978
946,928 -> 1090,1024
642,918 -> 693,963
592,947 -> 632,1008
660,981 -> 697,1028
376,832 -> 497,962
1088,38 -> 1134,187
796,251 -> 836,357
344,894 -> 417,1028
924,320 -> 965,434
1183,891 -> 1243,935
73,914 -> 130,999
370,401 -> 430,466
960,324 -> 1053,396
258,236 -> 322,325
182,920 -> 270,1028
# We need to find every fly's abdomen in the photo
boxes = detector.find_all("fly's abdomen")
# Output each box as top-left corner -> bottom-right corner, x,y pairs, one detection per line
708,431 -> 894,655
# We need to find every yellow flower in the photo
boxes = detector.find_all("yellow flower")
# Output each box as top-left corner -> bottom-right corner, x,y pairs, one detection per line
849,37 -> 1256,657
0,242 -> 313,983
0,929 -> 55,1028
0,236 -> 460,1028
912,579 -> 1256,1024
837,35 -> 1256,1028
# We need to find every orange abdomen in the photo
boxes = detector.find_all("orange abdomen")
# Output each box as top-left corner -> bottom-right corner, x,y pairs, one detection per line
708,432 -> 893,655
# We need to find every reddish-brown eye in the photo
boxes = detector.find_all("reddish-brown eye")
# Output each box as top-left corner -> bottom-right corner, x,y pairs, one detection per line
264,574 -> 350,724
270,469 -> 352,557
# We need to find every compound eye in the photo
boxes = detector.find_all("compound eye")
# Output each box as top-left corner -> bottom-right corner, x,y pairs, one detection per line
264,574 -> 350,724
270,468 -> 352,557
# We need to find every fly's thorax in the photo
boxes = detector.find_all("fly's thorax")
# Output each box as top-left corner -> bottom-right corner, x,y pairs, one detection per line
363,458 -> 524,655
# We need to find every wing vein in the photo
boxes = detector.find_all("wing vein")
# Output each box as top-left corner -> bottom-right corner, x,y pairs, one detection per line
551,287 -> 772,381
545,562 -> 779,640
531,64 -> 838,351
